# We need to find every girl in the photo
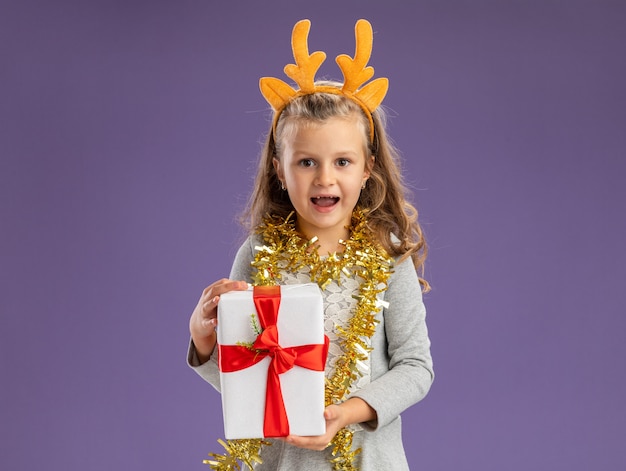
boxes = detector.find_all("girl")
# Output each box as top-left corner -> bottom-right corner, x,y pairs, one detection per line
188,19 -> 433,471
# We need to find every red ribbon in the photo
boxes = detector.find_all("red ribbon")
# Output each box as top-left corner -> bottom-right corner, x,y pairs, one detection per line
219,285 -> 329,437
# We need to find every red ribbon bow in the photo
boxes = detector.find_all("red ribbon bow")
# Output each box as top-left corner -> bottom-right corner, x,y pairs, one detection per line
219,285 -> 329,437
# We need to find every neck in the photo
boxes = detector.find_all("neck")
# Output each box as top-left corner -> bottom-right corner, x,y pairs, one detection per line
295,224 -> 350,256
315,239 -> 344,256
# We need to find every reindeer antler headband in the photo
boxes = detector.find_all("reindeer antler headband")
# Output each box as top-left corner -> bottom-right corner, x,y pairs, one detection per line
260,19 -> 389,143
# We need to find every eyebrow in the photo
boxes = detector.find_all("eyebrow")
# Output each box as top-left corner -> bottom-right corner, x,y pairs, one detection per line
291,149 -> 361,158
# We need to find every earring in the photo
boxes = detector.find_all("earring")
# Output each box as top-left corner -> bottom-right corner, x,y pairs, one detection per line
361,180 -> 367,189
280,181 -> 286,191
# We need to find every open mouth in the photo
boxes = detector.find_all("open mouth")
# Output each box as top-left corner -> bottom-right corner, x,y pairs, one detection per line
311,196 -> 339,207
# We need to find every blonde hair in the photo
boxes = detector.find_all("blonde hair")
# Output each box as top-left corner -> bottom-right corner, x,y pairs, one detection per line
241,85 -> 429,291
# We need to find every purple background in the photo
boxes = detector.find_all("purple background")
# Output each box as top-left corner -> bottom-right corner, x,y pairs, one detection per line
2,1 -> 625,470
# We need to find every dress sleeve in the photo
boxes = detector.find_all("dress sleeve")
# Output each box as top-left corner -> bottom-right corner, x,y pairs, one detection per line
186,236 -> 257,391
351,255 -> 434,430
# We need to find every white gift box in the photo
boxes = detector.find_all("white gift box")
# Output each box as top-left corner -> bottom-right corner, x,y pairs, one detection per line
217,283 -> 327,439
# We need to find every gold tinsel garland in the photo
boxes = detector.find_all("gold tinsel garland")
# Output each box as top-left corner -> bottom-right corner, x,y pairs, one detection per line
205,209 -> 393,470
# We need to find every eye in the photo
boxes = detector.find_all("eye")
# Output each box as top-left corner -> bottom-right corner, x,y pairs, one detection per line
336,158 -> 351,167
298,158 -> 315,168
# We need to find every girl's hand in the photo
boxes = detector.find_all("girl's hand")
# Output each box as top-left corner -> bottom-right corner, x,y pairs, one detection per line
282,398 -> 376,451
282,405 -> 346,451
189,279 -> 248,364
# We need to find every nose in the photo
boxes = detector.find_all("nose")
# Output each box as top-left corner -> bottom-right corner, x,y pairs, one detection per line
315,162 -> 336,186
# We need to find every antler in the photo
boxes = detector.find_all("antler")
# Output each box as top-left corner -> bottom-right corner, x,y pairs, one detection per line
284,20 -> 326,93
336,19 -> 375,93
336,19 -> 388,111
259,20 -> 326,111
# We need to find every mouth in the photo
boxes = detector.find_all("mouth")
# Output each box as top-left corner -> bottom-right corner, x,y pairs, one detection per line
311,196 -> 340,207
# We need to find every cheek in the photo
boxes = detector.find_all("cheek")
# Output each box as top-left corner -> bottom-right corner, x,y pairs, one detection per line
344,179 -> 364,199
283,168 -> 298,184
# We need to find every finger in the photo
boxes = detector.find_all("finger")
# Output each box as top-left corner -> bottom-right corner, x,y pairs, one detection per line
201,317 -> 217,330
285,435 -> 329,451
217,279 -> 248,294
202,295 -> 220,315
202,280 -> 248,302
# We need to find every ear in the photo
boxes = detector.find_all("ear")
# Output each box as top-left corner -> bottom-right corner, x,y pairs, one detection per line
273,157 -> 284,181
363,155 -> 375,180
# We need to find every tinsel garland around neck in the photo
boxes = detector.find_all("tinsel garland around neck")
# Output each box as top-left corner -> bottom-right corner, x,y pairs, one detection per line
204,209 -> 393,471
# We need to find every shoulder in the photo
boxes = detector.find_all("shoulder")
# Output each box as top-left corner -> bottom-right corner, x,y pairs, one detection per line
239,233 -> 263,251
387,233 -> 415,275
235,233 -> 264,260
229,233 -> 263,282
384,250 -> 425,319
385,234 -> 420,292
389,254 -> 419,287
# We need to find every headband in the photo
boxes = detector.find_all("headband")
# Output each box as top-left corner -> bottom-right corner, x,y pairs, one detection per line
259,19 -> 389,143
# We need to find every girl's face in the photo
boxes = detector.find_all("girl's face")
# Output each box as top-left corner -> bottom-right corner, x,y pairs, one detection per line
274,115 -> 372,246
